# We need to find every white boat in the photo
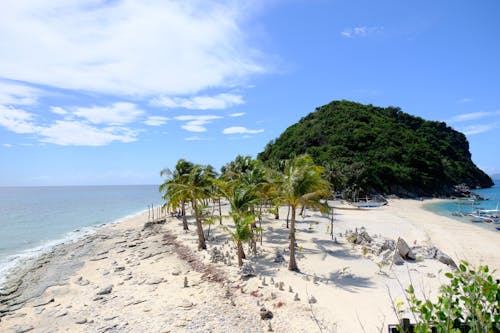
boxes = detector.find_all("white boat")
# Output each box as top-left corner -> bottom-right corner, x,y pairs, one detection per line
350,201 -> 387,208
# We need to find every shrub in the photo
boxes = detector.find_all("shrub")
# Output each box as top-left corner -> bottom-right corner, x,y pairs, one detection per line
404,261 -> 500,332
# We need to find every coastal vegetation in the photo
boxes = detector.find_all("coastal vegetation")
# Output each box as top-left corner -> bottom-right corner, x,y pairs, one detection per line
160,154 -> 330,271
258,100 -> 493,197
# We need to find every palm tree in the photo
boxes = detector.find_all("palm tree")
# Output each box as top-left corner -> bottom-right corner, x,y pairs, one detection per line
219,182 -> 259,264
159,159 -> 194,230
280,155 -> 330,271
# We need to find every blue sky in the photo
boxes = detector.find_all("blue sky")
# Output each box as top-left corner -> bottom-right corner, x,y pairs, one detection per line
0,0 -> 499,186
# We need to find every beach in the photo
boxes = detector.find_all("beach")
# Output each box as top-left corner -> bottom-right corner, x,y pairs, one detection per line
1,199 -> 499,333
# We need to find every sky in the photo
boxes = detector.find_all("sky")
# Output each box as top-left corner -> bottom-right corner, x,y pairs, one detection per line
0,0 -> 499,186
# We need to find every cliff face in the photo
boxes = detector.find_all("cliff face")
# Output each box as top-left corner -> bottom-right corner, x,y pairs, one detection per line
258,100 -> 493,196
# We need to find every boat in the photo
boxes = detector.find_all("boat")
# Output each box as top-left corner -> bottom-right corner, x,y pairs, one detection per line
349,201 -> 387,208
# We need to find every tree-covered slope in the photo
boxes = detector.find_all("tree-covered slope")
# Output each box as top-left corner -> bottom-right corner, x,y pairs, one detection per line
258,100 -> 493,196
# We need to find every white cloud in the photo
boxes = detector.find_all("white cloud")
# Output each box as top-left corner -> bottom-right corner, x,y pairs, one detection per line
222,126 -> 263,134
461,123 -> 498,135
0,105 -> 37,134
38,121 -> 138,146
449,110 -> 500,123
0,1 -> 267,96
230,112 -> 245,117
0,104 -> 139,146
341,26 -> 383,38
50,106 -> 68,115
3,143 -> 13,148
73,102 -> 143,125
143,116 -> 169,126
151,93 -> 244,110
175,115 -> 222,132
0,81 -> 39,106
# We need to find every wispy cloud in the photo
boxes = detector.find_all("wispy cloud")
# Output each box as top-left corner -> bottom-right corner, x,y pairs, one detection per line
50,106 -> 68,115
449,110 -> 500,123
73,103 -> 144,125
0,105 -> 37,134
457,97 -> 473,104
185,136 -> 211,141
229,112 -> 246,117
151,93 -> 244,110
38,121 -> 138,146
222,126 -> 264,135
0,80 -> 40,106
3,143 -> 13,148
341,26 -> 383,38
175,115 -> 222,132
461,123 -> 498,135
0,1 -> 267,96
143,116 -> 169,127
0,104 -> 140,146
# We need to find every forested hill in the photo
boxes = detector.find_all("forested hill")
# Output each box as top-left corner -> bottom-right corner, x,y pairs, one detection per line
258,100 -> 493,197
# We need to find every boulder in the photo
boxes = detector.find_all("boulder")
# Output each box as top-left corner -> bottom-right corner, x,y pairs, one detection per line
396,238 -> 416,260
392,252 -> 405,265
435,250 -> 458,269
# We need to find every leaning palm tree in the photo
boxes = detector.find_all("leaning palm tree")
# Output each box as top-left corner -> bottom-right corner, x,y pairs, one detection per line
224,213 -> 253,267
280,155 -> 330,271
159,159 -> 194,230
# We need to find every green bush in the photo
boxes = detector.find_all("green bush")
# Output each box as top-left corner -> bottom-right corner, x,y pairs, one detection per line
404,261 -> 500,332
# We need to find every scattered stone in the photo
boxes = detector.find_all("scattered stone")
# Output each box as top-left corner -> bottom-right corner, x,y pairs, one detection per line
278,282 -> 284,291
56,309 -> 68,317
11,325 -> 34,333
171,270 -> 181,276
96,285 -> 113,295
288,286 -> 293,293
267,322 -> 274,331
104,316 -> 117,321
427,272 -> 436,278
294,293 -> 300,301
183,276 -> 189,288
273,250 -> 285,263
75,318 -> 87,324
114,266 -> 125,272
178,299 -> 193,309
259,307 -> 273,320
308,296 -> 317,304
90,256 -> 108,261
239,262 -> 255,278
32,298 -> 54,307
146,278 -> 164,285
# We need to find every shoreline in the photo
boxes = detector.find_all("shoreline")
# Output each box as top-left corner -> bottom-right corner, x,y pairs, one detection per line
1,198 -> 499,332
0,208 -> 151,288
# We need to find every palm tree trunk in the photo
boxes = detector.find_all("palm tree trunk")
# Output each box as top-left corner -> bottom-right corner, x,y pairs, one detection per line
181,201 -> 188,230
237,240 -> 244,267
286,205 -> 290,229
299,205 -> 305,217
218,199 -> 223,225
288,206 -> 298,271
193,202 -> 206,250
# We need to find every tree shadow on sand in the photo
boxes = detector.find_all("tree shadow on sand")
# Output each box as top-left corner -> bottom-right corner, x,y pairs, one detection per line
312,238 -> 362,261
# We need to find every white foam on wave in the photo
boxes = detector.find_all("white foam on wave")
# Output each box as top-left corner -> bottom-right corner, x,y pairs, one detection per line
0,208 -> 148,287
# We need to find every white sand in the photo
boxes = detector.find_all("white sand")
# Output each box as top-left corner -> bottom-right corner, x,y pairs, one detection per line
1,199 -> 499,333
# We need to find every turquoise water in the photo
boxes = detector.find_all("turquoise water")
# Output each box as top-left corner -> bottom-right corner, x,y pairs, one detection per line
424,180 -> 500,231
0,185 -> 161,285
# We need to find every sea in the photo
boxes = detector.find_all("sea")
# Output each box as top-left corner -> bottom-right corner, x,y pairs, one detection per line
0,185 -> 161,286
424,179 -> 500,231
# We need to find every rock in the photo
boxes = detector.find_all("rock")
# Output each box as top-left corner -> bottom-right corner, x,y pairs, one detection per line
32,298 -> 54,307
273,250 -> 285,263
436,250 -> 458,269
259,307 -> 273,320
392,252 -> 405,265
114,266 -> 125,272
11,325 -> 34,333
75,318 -> 87,324
171,270 -> 181,276
56,309 -> 68,317
396,238 -> 416,260
146,278 -> 163,285
239,262 -> 255,278
96,285 -> 113,295
178,299 -> 193,309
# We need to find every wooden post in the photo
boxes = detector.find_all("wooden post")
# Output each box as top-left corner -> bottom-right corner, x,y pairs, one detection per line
400,318 -> 410,333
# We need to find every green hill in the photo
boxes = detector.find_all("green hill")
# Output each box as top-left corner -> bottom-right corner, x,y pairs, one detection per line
258,100 -> 493,197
